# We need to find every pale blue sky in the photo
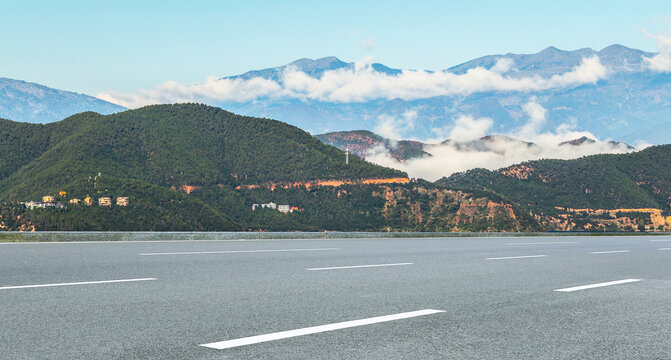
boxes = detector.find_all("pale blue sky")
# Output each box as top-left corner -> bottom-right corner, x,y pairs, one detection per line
2,0 -> 671,95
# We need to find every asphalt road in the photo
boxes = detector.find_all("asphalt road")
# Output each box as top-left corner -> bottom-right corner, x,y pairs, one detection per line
1,235 -> 670,359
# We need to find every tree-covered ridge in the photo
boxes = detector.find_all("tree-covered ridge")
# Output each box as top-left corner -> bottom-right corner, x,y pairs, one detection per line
0,104 -> 444,232
0,104 -> 405,200
9,103 -> 662,232
0,180 -> 537,232
438,145 -> 671,212
0,114 -> 99,182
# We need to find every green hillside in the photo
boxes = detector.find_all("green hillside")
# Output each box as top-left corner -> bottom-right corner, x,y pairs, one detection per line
438,145 -> 671,212
0,104 -> 404,200
0,104 -> 537,232
0,177 -> 237,231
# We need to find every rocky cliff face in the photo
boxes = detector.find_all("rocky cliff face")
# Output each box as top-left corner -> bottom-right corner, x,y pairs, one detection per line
373,185 -> 535,232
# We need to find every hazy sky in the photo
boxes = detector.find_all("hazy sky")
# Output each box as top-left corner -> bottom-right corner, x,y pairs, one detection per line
3,0 -> 671,95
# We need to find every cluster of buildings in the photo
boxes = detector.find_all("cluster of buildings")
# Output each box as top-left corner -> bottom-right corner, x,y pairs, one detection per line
24,200 -> 65,209
24,192 -> 129,209
251,202 -> 300,214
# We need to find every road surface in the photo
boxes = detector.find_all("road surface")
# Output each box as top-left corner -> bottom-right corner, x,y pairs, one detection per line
1,235 -> 670,359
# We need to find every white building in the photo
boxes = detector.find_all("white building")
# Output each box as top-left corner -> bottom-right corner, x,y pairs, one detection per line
252,202 -> 277,210
25,201 -> 45,209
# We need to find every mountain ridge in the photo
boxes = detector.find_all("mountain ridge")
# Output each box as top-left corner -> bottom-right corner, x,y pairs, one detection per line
316,129 -> 635,163
0,104 -> 537,232
0,77 -> 126,123
210,44 -> 669,145
438,144 -> 671,211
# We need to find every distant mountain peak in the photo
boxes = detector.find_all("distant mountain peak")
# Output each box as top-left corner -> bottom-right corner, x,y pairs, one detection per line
539,46 -> 562,54
559,136 -> 597,146
287,56 -> 347,69
0,77 -> 125,124
600,44 -> 632,52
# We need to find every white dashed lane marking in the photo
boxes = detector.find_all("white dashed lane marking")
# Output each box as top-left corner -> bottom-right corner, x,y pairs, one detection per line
486,255 -> 547,260
0,278 -> 157,290
200,309 -> 445,350
307,263 -> 413,271
554,279 -> 641,292
139,248 -> 338,256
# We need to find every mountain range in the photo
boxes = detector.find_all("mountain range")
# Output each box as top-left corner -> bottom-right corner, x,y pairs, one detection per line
316,130 -> 634,162
1,44 -> 671,232
0,78 -> 125,123
217,45 -> 671,145
0,104 -> 537,232
0,104 -> 669,232
3,44 -> 670,147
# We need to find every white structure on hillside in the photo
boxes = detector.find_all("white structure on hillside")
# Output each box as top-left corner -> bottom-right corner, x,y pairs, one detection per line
24,201 -> 64,209
252,202 -> 277,210
277,205 -> 291,213
25,201 -> 45,209
252,202 -> 296,214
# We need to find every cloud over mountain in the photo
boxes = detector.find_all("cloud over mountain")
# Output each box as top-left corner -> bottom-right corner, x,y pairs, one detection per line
363,102 -> 639,181
642,30 -> 671,72
95,42 -> 670,147
98,56 -> 608,108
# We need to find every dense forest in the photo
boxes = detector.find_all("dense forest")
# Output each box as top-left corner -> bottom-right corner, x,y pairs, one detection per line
2,104 -> 670,232
0,180 -> 536,232
439,145 -> 671,213
0,104 -> 530,232
0,104 -> 404,200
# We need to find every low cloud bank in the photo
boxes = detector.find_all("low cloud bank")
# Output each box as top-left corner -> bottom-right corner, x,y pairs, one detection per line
365,102 -> 641,181
98,56 -> 608,108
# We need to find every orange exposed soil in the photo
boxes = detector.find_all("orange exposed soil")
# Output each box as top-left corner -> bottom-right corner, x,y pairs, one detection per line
177,185 -> 202,194
235,177 -> 411,190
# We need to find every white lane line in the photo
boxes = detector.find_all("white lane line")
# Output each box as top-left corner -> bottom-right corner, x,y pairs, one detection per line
554,279 -> 641,292
589,250 -> 631,254
306,263 -> 413,271
506,241 -> 577,245
0,278 -> 157,290
659,248 -> 671,251
200,309 -> 445,350
486,255 -> 547,260
649,239 -> 671,242
139,248 -> 338,256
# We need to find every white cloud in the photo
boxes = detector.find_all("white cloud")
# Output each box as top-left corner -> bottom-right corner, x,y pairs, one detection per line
490,58 -> 514,73
278,56 -> 608,103
98,56 -> 609,108
642,29 -> 671,72
373,110 -> 417,140
364,102 -> 637,181
446,115 -> 494,142
97,76 -> 282,109
516,100 -> 547,138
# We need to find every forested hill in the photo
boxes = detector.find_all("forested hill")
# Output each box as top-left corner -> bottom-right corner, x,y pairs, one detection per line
0,103 -> 404,200
438,145 -> 671,212
0,104 -> 536,232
